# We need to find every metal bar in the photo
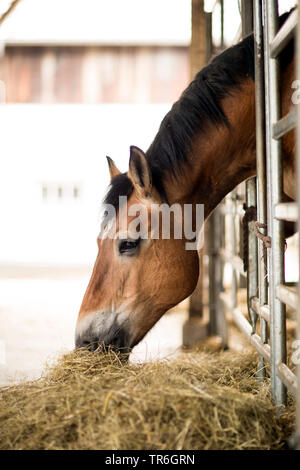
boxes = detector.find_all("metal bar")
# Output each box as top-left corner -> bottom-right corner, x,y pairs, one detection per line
264,0 -> 287,405
246,178 -> 259,333
275,202 -> 298,221
242,0 -> 258,336
277,363 -> 298,396
219,291 -> 232,310
207,210 -> 228,346
272,108 -> 296,140
219,249 -> 246,277
223,300 -> 296,392
251,297 -> 270,323
221,295 -> 272,364
204,0 -> 228,348
226,305 -> 298,396
241,0 -> 253,37
242,0 -> 258,333
229,192 -> 238,312
215,209 -> 228,345
270,8 -> 297,58
254,0 -> 268,381
220,0 -> 224,49
276,284 -> 298,310
207,213 -> 218,335
231,307 -> 271,362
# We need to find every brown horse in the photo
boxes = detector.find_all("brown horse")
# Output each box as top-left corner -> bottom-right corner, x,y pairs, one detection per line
75,24 -> 295,353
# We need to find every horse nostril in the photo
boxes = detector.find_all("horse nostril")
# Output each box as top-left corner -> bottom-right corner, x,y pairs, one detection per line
109,331 -> 131,355
75,327 -> 131,355
111,336 -> 123,349
78,338 -> 99,351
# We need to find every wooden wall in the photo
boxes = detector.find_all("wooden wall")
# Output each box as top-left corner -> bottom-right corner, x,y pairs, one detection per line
0,45 -> 190,104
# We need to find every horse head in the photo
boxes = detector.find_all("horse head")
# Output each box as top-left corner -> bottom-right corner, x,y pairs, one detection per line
75,146 -> 200,354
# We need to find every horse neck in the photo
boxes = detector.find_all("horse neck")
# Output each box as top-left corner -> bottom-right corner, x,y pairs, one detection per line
165,77 -> 257,218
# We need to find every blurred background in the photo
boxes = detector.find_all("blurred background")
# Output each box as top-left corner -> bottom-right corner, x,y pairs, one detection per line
0,0 -> 193,385
0,0 -> 296,385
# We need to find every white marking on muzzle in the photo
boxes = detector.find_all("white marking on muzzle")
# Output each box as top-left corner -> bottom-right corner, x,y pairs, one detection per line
75,306 -> 132,343
76,309 -> 114,338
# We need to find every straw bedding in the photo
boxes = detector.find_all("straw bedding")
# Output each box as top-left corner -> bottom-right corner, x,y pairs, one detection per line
0,348 -> 295,450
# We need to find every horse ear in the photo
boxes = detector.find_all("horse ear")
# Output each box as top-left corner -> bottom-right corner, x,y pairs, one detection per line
128,146 -> 152,197
106,156 -> 121,180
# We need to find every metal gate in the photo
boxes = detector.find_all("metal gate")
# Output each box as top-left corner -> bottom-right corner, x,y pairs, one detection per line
202,0 -> 300,446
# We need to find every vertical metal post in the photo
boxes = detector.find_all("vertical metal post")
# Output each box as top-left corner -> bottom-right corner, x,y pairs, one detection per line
207,212 -> 218,335
205,5 -> 217,337
241,0 -> 253,36
183,0 -> 207,347
207,210 -> 228,346
220,0 -> 224,49
241,0 -> 258,336
253,0 -> 268,381
264,0 -> 287,405
215,208 -> 228,345
230,193 -> 238,311
206,0 -> 227,347
216,0 -> 227,346
246,179 -> 258,333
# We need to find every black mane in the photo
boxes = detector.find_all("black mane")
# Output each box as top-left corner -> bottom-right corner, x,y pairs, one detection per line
103,172 -> 133,211
146,34 -> 255,197
146,10 -> 294,198
104,9 -> 294,208
104,34 -> 255,208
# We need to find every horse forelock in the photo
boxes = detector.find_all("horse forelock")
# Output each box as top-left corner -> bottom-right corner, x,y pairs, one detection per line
104,173 -> 134,210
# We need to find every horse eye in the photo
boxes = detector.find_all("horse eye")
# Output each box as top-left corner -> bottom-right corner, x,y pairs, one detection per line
118,239 -> 140,255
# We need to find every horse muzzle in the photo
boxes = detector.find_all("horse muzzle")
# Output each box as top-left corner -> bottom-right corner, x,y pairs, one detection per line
75,311 -> 132,355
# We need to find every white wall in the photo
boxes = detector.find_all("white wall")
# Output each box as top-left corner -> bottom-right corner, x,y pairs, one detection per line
0,103 -> 171,266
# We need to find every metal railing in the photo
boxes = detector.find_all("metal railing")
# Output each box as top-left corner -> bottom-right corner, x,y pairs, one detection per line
205,0 -> 300,430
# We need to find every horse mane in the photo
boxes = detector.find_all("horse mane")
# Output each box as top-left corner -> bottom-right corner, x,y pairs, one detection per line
146,9 -> 294,198
146,34 -> 255,198
104,34 -> 254,209
103,172 -> 133,212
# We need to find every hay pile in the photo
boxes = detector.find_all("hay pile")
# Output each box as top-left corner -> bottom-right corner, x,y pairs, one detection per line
0,349 -> 295,450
